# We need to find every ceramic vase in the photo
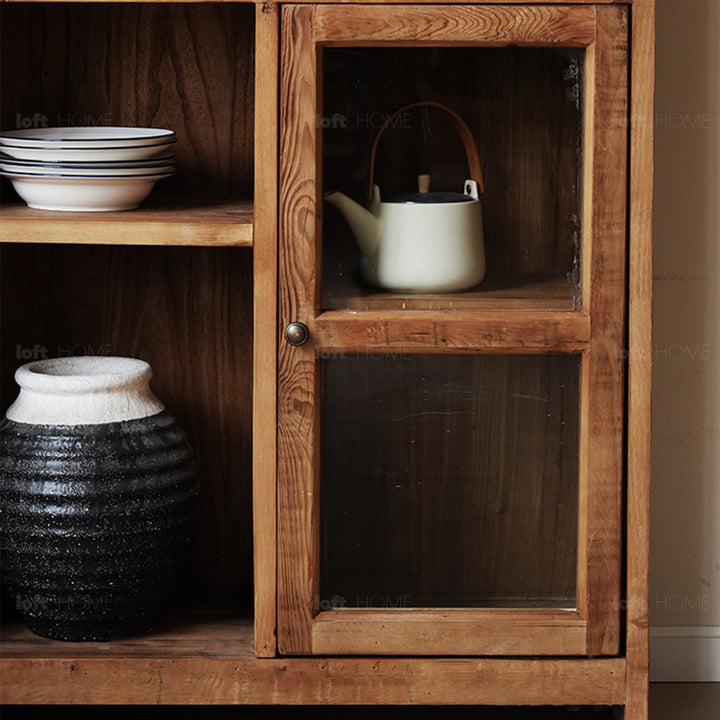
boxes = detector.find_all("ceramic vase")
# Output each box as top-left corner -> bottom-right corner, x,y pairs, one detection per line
0,356 -> 198,641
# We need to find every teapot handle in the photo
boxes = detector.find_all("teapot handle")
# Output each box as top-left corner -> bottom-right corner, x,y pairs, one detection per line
367,100 -> 485,203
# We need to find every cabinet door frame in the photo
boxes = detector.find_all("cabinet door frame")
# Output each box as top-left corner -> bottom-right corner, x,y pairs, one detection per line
278,3 -> 627,657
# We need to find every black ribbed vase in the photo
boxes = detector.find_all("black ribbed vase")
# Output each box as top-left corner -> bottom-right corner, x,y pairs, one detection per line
0,357 -> 198,641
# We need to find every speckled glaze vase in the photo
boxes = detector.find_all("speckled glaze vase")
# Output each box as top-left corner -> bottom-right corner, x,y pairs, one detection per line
0,356 -> 198,641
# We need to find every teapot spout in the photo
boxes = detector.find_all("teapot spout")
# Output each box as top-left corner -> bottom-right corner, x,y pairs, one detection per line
324,190 -> 379,256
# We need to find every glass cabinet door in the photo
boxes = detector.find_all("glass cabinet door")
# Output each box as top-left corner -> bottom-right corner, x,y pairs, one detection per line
278,3 -> 628,657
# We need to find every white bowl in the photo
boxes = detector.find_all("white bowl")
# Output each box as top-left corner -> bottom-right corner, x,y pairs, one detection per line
3,171 -> 174,212
0,161 -> 175,177
0,142 -> 175,163
0,151 -> 174,170
0,126 -> 175,148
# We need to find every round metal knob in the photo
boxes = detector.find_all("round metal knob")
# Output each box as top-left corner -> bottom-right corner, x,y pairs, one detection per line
284,322 -> 309,346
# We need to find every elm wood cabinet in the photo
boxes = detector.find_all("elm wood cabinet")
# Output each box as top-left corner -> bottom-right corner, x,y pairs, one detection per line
0,1 -> 654,717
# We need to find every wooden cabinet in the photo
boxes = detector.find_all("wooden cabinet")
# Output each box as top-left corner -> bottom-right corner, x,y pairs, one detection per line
0,2 -> 654,717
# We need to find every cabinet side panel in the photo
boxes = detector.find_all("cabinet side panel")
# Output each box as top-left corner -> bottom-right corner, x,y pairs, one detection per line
254,0 -> 280,658
577,5 -> 629,656
625,0 -> 655,716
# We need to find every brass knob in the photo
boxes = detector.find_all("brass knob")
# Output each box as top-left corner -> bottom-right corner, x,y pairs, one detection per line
284,322 -> 309,346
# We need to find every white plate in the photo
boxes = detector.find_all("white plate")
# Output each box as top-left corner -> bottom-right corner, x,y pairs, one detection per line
0,162 -> 175,177
0,152 -> 174,169
3,172 -> 174,212
0,126 -> 175,148
0,141 -> 175,163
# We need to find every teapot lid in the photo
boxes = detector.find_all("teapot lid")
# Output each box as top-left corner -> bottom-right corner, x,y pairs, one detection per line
380,175 -> 478,204
385,191 -> 473,204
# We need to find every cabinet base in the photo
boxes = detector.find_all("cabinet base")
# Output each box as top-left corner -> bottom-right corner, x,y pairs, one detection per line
0,614 -> 637,707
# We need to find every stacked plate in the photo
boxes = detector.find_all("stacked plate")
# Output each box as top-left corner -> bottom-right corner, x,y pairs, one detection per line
0,127 -> 176,211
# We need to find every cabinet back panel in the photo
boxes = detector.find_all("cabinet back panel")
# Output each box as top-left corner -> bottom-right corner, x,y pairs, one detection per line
0,244 -> 254,610
320,354 -> 579,608
0,3 -> 255,200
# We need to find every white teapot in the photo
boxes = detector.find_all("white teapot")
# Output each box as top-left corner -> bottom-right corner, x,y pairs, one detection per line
325,101 -> 486,293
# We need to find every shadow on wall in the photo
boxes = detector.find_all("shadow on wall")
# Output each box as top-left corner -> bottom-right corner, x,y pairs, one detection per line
650,0 -> 720,642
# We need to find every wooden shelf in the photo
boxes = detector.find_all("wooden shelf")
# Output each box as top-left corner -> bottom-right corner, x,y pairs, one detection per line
323,275 -> 580,312
0,610 -> 252,660
312,308 -> 590,354
0,198 -> 253,247
0,613 -> 627,706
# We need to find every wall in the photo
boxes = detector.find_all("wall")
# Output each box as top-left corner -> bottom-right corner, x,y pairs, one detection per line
650,0 -> 720,681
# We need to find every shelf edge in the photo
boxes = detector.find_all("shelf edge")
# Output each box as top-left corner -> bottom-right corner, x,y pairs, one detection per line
0,655 -> 627,705
0,201 -> 254,247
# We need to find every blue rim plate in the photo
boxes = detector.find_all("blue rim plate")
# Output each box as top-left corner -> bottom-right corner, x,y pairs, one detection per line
0,153 -> 175,170
0,127 -> 175,148
1,169 -> 175,180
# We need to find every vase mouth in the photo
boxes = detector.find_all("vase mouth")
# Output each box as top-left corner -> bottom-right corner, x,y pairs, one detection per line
7,356 -> 165,426
15,356 -> 152,392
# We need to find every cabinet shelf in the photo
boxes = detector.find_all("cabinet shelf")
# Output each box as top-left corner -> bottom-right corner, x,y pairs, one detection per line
323,275 -> 580,312
0,609 -> 252,660
0,199 -> 253,247
313,308 -> 590,353
0,612 -> 627,707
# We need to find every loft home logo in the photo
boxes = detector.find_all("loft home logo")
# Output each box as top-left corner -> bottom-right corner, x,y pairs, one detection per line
15,344 -> 48,361
16,592 -> 114,614
15,344 -> 114,360
316,112 -> 413,130
15,112 -> 113,129
15,113 -> 48,129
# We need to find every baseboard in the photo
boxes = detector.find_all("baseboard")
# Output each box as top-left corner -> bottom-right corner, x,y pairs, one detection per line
650,626 -> 720,682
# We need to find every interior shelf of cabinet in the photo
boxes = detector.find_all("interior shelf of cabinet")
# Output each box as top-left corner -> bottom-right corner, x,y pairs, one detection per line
0,198 -> 253,247
323,275 -> 580,312
0,611 -> 253,660
0,610 -> 629,707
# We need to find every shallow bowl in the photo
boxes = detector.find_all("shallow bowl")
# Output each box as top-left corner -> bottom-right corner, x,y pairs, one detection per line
3,171 -> 174,212
0,142 -> 175,163
0,151 -> 174,170
0,161 -> 175,178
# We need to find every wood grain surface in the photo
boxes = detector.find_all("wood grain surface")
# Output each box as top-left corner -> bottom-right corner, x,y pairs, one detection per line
625,0 -> 655,716
252,0 -> 280,658
0,611 -> 627,705
277,3 -> 320,655
0,3 -> 255,200
576,4 -> 628,656
314,4 -> 596,46
0,200 -> 253,246
312,310 -> 590,354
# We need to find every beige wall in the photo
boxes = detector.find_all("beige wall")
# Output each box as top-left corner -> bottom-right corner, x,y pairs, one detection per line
650,0 -> 720,628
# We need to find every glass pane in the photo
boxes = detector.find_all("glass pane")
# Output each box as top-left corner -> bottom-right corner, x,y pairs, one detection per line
320,354 -> 580,609
321,47 -> 584,310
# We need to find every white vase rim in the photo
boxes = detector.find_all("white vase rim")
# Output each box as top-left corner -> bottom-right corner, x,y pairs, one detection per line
15,356 -> 152,392
6,356 -> 166,425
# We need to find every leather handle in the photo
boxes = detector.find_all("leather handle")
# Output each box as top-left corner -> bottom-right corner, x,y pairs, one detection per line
367,100 -> 485,203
